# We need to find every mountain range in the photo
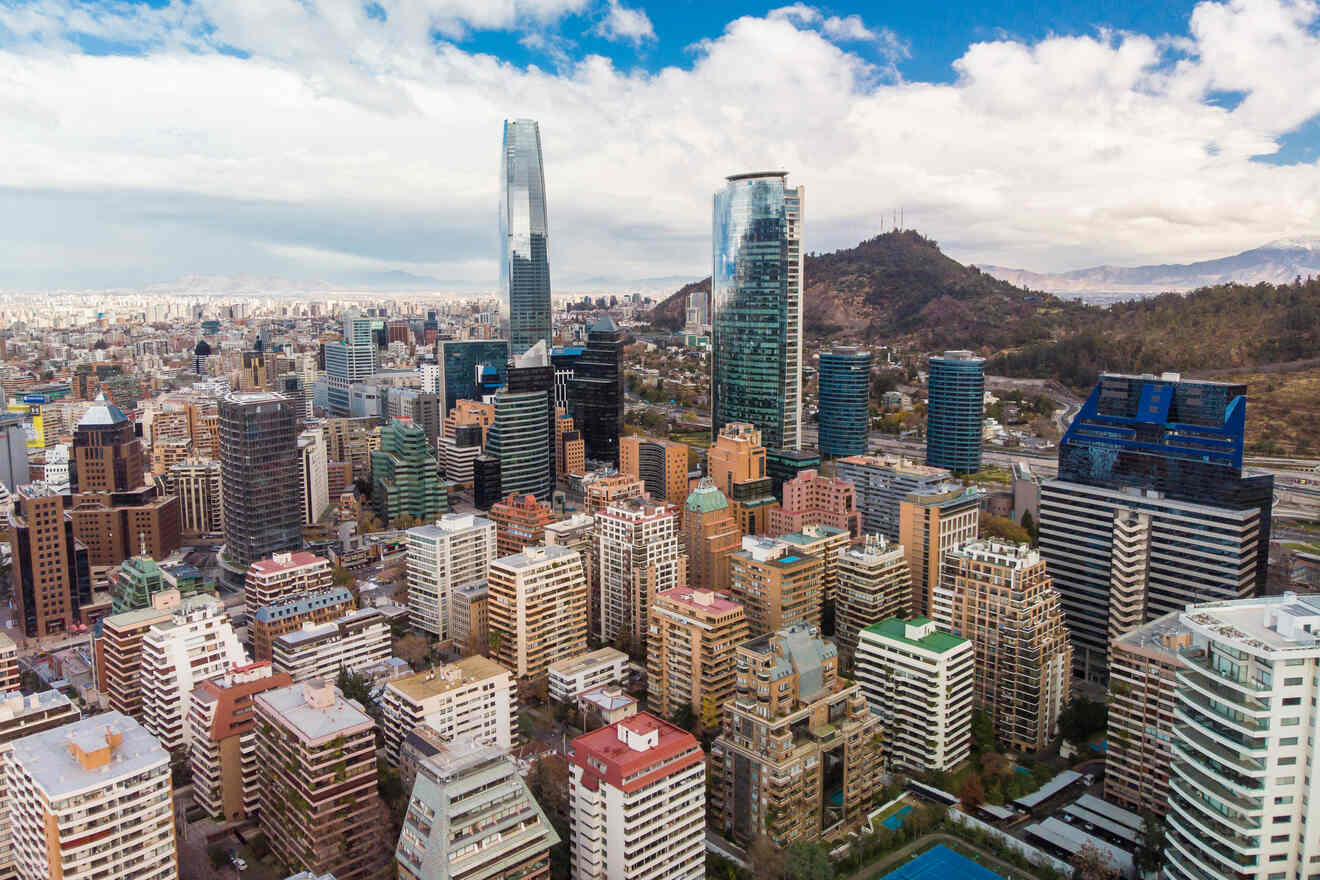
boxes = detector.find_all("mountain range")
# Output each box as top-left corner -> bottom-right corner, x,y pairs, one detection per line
980,238 -> 1320,297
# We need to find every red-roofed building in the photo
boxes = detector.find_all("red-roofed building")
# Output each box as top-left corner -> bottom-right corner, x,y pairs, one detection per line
243,551 -> 332,609
568,713 -> 705,880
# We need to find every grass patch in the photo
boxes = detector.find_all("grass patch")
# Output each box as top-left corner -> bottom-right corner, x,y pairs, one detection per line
875,799 -> 913,822
966,465 -> 1013,485
670,431 -> 712,448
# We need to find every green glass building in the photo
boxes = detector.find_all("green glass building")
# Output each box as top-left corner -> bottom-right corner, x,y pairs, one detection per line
486,389 -> 551,501
711,171 -> 804,452
371,419 -> 446,525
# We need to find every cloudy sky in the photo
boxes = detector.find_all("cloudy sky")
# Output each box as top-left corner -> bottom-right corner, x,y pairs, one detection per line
2,0 -> 1319,291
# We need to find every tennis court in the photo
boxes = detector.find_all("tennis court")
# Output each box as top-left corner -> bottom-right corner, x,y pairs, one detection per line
880,844 -> 1006,880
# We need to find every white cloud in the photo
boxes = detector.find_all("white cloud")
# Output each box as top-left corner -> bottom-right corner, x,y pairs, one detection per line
0,0 -> 1319,289
594,0 -> 655,45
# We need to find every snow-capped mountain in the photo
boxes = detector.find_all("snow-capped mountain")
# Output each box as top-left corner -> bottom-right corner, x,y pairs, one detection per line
981,238 -> 1320,295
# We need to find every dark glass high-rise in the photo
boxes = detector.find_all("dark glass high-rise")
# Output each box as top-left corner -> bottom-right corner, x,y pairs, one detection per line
500,119 -> 552,356
568,315 -> 625,466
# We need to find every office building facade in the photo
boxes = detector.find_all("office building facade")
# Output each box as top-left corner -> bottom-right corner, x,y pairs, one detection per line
620,434 -> 689,510
836,454 -> 950,541
219,392 -> 302,591
1039,372 -> 1273,681
8,484 -> 91,638
500,119 -> 553,355
924,350 -> 984,473
768,469 -> 861,537
436,340 -> 508,415
707,422 -> 779,536
371,419 -> 445,525
711,172 -> 804,452
325,311 -> 378,416
567,315 -> 625,465
899,483 -> 981,618
487,389 -> 551,501
817,347 -> 871,458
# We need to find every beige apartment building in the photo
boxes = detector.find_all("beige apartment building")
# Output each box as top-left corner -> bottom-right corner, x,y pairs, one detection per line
487,544 -> 589,685
647,587 -> 748,732
381,656 -> 516,764
711,623 -> 882,846
834,535 -> 911,663
681,478 -> 742,593
939,540 -> 1072,752
243,551 -> 333,610
899,483 -> 981,616
728,536 -> 823,637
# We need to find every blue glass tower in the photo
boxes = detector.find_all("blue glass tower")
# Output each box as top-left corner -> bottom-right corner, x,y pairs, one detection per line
437,339 -> 509,414
925,350 -> 984,473
499,119 -> 552,356
712,172 -> 803,452
818,347 -> 871,458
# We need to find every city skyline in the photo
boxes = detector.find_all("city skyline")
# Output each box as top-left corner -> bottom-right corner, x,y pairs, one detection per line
2,2 -> 1320,290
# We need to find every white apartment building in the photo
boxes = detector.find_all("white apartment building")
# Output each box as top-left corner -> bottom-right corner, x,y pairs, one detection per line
594,497 -> 682,652
381,656 -> 515,764
244,551 -> 333,610
406,514 -> 497,639
854,617 -> 974,773
298,427 -> 329,525
487,544 -> 588,682
0,690 -> 80,880
1165,593 -> 1320,880
568,713 -> 705,880
3,712 -> 178,880
140,594 -> 248,752
548,647 -> 630,703
271,608 -> 391,683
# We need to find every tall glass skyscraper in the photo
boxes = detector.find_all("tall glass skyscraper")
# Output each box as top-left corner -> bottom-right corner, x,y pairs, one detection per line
436,340 -> 509,414
568,315 -> 624,465
499,119 -> 552,356
711,172 -> 803,452
925,350 -> 984,473
818,347 -> 872,458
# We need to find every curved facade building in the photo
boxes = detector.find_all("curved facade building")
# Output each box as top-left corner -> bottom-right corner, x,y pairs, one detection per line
711,172 -> 803,452
924,350 -> 984,473
499,119 -> 552,356
818,347 -> 871,458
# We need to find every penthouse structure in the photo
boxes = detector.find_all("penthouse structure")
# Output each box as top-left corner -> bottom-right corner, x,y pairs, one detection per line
1103,611 -> 1187,818
187,663 -> 292,823
647,587 -> 748,732
939,541 -> 1072,752
835,454 -> 950,541
396,738 -> 558,880
255,680 -> 387,880
381,656 -> 515,764
728,536 -> 823,637
140,593 -> 248,753
768,469 -> 861,537
834,535 -> 911,662
569,714 -> 705,880
244,551 -> 333,611
711,623 -> 881,845
251,586 -> 356,662
487,544 -> 588,685
271,608 -> 391,683
405,513 -> 497,640
854,617 -> 973,773
3,712 -> 177,880
595,497 -> 683,653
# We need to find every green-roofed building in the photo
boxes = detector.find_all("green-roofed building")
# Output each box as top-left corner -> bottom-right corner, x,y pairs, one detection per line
854,616 -> 974,773
372,419 -> 446,526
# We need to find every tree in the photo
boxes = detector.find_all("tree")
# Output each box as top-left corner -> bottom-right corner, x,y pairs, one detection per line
331,566 -> 355,587
970,709 -> 996,755
784,841 -> 833,880
979,512 -> 1032,545
1135,812 -> 1166,876
747,835 -> 784,880
958,774 -> 986,810
336,668 -> 373,705
395,634 -> 431,669
1072,842 -> 1119,880
670,703 -> 697,733
1020,510 -> 1039,545
1059,697 -> 1108,743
